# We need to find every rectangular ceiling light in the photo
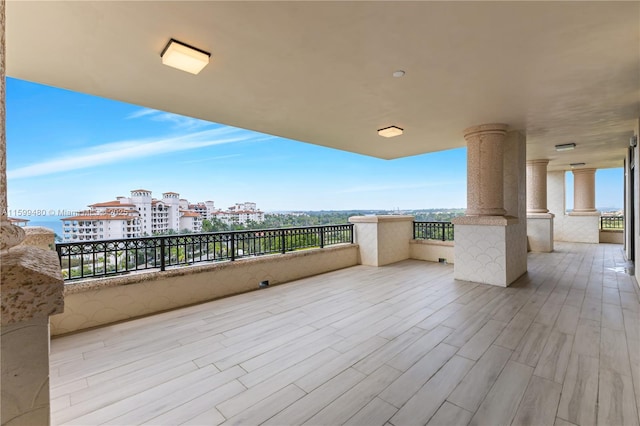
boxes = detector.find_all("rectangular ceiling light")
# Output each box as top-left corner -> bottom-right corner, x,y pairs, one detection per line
378,126 -> 404,138
161,39 -> 210,75
555,143 -> 576,152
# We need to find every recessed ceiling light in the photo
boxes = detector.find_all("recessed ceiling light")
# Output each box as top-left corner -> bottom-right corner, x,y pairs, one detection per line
392,70 -> 406,78
378,126 -> 404,138
161,39 -> 210,75
555,143 -> 576,152
570,162 -> 586,168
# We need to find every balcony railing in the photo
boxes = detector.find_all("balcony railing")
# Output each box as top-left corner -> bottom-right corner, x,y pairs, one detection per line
413,221 -> 454,241
56,224 -> 354,281
600,215 -> 624,230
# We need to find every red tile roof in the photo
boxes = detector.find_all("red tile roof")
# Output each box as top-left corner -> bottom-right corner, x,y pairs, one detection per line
61,215 -> 139,221
89,200 -> 136,207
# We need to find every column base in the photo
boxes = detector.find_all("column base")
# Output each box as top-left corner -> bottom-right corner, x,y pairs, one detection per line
452,216 -> 527,287
555,212 -> 600,243
527,213 -> 554,253
349,215 -> 414,266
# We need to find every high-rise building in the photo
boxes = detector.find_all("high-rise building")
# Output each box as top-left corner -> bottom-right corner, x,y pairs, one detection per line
61,190 -> 208,241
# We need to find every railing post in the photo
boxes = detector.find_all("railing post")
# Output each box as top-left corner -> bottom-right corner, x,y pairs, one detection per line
350,224 -> 354,243
413,222 -> 416,239
230,233 -> 236,261
160,238 -> 166,271
441,222 -> 446,241
600,216 -> 603,229
281,229 -> 286,254
320,226 -> 325,248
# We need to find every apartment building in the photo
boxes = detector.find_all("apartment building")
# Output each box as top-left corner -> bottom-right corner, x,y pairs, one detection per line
61,189 -> 207,241
214,202 -> 265,226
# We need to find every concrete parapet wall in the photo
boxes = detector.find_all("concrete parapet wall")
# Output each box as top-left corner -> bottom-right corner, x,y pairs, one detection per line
51,244 -> 358,335
599,230 -> 624,244
410,239 -> 455,264
18,226 -> 56,251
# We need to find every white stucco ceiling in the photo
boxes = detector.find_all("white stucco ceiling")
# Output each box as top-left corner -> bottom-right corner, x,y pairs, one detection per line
6,1 -> 640,171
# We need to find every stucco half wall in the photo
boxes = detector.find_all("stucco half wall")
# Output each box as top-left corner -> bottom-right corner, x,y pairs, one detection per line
410,239 -> 455,264
50,244 -> 358,335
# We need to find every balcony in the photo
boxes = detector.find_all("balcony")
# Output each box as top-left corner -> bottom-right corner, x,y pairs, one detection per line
49,241 -> 639,425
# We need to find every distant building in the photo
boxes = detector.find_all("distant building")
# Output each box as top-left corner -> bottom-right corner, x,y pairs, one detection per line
215,202 -> 265,226
61,191 -> 264,240
8,217 -> 29,227
189,201 -> 216,220
61,189 -> 210,241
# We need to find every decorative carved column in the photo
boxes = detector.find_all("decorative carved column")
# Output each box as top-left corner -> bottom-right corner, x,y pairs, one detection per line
1,2 -> 65,424
526,160 -> 549,213
464,123 -> 508,216
526,160 -> 554,252
572,168 -> 597,213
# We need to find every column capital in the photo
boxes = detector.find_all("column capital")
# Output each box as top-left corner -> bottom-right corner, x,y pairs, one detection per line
526,159 -> 550,166
571,167 -> 596,176
463,123 -> 508,140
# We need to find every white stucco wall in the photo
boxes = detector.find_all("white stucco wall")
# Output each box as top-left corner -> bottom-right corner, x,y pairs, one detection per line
410,239 -> 455,264
349,215 -> 414,266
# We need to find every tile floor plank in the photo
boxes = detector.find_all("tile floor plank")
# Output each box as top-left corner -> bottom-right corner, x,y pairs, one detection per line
557,354 -> 599,426
389,356 -> 474,426
447,344 -> 512,412
425,401 -> 473,426
512,375 -> 562,426
380,343 -> 458,408
468,360 -> 533,426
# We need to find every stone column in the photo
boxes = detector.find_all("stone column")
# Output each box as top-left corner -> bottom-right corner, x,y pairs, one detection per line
561,168 -> 600,243
464,123 -> 508,216
526,160 -> 554,252
571,168 -> 597,213
453,125 -> 528,287
1,2 -> 65,424
526,160 -> 549,213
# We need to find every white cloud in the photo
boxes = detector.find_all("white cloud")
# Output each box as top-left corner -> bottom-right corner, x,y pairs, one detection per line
8,127 -> 258,179
126,108 -> 157,119
126,107 -> 214,130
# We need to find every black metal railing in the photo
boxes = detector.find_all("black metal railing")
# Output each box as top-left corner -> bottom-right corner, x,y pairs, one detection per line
600,216 -> 624,230
56,224 -> 354,281
413,221 -> 454,241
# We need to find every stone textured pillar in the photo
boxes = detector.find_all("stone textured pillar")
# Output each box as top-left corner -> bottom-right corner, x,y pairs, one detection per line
526,160 -> 549,213
526,160 -> 554,252
464,123 -> 508,216
571,168 -> 597,213
349,215 -> 414,266
1,2 -> 65,424
453,126 -> 528,287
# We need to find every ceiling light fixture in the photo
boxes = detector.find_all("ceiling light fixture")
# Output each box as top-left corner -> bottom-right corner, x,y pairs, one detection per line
570,162 -> 586,168
161,39 -> 210,75
378,126 -> 404,138
392,70 -> 406,78
555,143 -> 576,152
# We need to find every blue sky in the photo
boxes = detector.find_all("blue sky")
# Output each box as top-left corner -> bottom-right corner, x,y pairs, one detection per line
6,77 -> 623,213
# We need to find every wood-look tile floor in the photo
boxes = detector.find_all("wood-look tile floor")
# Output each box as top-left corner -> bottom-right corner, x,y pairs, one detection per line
50,242 -> 640,426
